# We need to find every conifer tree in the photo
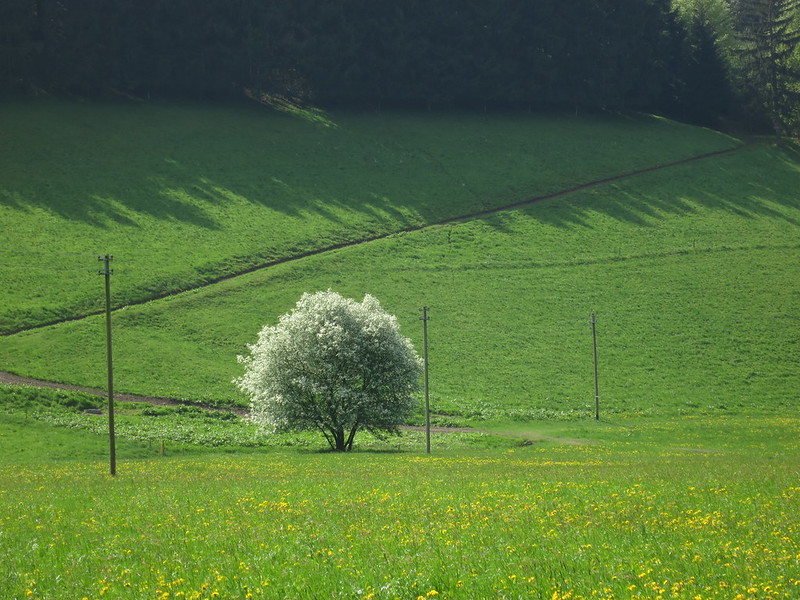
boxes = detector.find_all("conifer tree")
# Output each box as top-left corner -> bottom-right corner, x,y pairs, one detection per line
732,0 -> 800,137
681,7 -> 734,124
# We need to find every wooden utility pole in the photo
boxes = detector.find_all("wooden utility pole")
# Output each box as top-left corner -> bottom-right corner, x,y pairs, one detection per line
99,254 -> 116,475
591,313 -> 599,421
420,306 -> 431,453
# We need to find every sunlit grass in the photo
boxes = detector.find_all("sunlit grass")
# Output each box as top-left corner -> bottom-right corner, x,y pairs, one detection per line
2,146 -> 797,417
0,101 -> 739,333
1,413 -> 798,599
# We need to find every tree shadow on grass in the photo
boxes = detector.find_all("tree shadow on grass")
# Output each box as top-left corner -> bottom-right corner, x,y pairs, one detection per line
0,100 -> 429,232
1,100 -> 769,238
3,103 -> 798,295
503,145 -> 800,231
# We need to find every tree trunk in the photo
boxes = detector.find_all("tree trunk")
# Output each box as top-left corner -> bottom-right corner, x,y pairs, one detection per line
345,425 -> 359,451
333,427 -> 346,451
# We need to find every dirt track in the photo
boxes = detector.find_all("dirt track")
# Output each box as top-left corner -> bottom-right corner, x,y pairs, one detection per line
1,371 -> 604,440
0,371 -> 475,430
0,140 -> 760,428
0,370 -> 248,415
1,142 -> 757,338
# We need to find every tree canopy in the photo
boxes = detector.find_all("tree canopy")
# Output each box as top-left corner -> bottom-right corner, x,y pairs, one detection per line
0,1 -> 723,114
1,0 -> 797,133
235,291 -> 422,452
731,0 -> 800,137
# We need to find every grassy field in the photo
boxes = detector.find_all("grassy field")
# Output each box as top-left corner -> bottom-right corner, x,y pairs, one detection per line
2,141 -> 797,416
1,394 -> 798,599
0,100 -> 740,334
0,385 -> 501,458
2,101 -> 799,600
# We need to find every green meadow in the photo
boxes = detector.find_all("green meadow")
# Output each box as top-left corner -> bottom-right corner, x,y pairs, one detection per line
0,101 -> 738,334
1,395 -> 798,600
0,110 -> 797,416
2,101 -> 800,600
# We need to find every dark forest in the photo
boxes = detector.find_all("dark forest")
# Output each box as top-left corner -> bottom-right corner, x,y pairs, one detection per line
1,0 -> 798,131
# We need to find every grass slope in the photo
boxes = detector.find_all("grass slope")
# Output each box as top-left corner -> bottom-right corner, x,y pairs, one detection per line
1,142 -> 798,416
0,100 -> 739,333
3,103 -> 798,600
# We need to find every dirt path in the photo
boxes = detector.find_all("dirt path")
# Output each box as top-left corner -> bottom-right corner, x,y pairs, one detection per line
2,142 -> 758,338
0,371 -> 478,427
0,141 -> 760,429
0,370 -> 249,415
0,370 -> 484,434
0,371 -> 607,442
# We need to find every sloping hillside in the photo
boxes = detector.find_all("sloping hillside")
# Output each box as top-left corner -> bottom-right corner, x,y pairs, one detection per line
0,101 -> 738,334
2,103 -> 796,417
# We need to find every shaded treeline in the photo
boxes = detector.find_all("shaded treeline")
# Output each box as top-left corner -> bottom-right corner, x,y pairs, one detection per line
0,0 -> 794,130
0,0 -> 722,117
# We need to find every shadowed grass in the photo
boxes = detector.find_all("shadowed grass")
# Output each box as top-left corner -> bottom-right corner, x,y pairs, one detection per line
0,101 -> 740,333
1,145 -> 797,416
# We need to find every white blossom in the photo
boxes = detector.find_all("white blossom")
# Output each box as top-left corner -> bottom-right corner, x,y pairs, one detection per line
234,290 -> 422,451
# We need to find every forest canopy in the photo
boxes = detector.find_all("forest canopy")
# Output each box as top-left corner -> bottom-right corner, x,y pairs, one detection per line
1,0 -> 797,131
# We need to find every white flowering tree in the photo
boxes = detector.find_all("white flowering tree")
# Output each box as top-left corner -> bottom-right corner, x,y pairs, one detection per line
235,290 -> 422,451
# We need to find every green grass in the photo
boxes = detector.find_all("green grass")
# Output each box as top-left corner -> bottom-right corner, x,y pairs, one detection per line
0,100 -> 739,334
0,385 -> 509,458
3,102 -> 798,600
1,410 -> 798,600
2,144 -> 797,416
0,386 -> 159,462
